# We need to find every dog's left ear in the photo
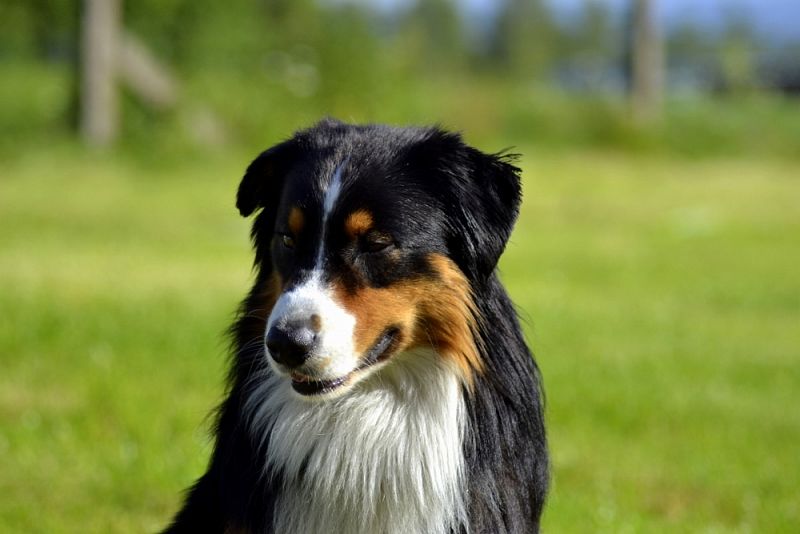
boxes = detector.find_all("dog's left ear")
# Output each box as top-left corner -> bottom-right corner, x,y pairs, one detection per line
236,138 -> 300,218
417,131 -> 522,281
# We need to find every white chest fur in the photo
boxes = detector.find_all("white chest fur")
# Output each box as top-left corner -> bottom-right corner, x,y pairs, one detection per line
245,349 -> 468,534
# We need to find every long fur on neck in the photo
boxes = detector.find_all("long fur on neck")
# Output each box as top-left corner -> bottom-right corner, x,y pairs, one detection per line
244,348 -> 469,534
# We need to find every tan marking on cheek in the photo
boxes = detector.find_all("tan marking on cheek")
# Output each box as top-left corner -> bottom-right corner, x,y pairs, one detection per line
310,313 -> 322,333
330,254 -> 482,386
332,282 -> 420,355
344,209 -> 374,238
411,254 -> 483,384
288,206 -> 304,236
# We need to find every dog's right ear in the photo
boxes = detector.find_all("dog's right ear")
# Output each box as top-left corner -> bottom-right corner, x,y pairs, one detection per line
236,139 -> 300,217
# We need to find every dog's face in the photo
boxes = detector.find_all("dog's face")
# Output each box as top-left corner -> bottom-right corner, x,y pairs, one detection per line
237,121 -> 521,399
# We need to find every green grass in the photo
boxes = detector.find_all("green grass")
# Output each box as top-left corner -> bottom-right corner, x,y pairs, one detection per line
1,148 -> 798,532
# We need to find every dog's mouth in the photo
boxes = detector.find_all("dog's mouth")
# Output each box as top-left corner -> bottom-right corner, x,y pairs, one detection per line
290,327 -> 401,396
289,373 -> 349,395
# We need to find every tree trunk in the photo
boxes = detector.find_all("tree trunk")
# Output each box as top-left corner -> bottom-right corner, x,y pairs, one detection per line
80,0 -> 120,146
630,0 -> 664,123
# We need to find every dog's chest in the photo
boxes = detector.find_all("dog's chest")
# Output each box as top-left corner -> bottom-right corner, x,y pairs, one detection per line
246,351 -> 468,534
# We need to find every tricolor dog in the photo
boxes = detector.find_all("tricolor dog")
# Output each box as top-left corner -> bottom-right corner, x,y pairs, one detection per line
164,119 -> 548,533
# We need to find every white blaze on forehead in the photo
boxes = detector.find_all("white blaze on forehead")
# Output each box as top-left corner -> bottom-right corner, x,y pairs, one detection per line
315,160 -> 346,269
323,162 -> 345,218
266,160 -> 359,380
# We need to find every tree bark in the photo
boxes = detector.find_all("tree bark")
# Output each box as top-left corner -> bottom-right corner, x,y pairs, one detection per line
80,0 -> 121,146
630,0 -> 664,123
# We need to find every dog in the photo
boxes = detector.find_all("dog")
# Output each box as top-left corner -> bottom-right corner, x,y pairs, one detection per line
164,119 -> 548,533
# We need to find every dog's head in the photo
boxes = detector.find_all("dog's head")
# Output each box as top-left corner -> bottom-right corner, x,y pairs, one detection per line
237,120 -> 521,398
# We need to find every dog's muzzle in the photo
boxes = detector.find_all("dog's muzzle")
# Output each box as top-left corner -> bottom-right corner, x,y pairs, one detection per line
266,320 -> 318,369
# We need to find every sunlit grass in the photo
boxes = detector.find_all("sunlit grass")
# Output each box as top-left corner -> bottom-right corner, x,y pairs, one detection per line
1,149 -> 798,532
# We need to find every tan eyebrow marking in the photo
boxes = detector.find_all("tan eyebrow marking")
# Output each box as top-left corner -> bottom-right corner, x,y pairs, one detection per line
288,206 -> 305,236
344,209 -> 374,238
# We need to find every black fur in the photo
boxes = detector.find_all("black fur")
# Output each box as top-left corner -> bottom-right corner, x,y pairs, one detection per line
164,120 -> 548,533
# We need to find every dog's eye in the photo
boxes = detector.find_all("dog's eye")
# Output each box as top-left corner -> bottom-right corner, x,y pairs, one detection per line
280,234 -> 295,249
362,232 -> 393,253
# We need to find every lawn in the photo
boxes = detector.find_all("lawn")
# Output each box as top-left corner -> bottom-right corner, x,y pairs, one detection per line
1,147 -> 798,532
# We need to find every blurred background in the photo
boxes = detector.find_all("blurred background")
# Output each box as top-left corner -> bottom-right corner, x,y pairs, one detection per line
1,0 -> 798,531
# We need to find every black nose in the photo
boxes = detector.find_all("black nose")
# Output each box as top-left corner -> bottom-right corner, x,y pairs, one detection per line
266,323 -> 316,368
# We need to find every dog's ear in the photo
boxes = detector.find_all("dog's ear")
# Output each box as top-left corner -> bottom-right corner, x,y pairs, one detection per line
236,139 -> 300,218
450,146 -> 522,282
415,131 -> 522,281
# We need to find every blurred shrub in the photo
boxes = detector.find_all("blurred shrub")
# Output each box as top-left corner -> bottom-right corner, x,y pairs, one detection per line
0,0 -> 798,160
